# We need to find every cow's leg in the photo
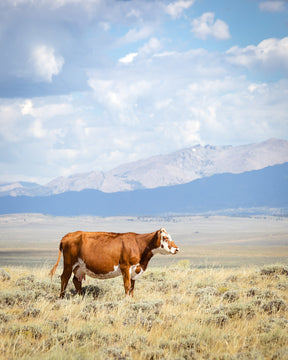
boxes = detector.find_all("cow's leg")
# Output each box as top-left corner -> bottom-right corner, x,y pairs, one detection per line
121,267 -> 132,296
129,279 -> 135,297
73,275 -> 83,296
60,265 -> 72,298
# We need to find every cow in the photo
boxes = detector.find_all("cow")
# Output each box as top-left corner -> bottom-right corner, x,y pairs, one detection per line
49,227 -> 179,298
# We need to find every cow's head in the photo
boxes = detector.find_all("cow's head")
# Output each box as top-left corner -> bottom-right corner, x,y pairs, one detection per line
152,228 -> 179,255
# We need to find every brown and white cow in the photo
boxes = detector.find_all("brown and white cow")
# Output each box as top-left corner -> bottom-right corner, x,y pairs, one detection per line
49,227 -> 179,298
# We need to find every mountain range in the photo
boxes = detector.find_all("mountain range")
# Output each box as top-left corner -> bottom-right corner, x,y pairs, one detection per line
0,138 -> 287,216
1,163 -> 287,216
1,138 -> 288,197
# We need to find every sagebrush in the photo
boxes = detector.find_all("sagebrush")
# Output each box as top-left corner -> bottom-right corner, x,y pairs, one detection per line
1,264 -> 288,359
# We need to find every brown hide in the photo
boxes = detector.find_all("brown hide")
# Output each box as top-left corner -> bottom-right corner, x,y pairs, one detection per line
49,228 -> 179,298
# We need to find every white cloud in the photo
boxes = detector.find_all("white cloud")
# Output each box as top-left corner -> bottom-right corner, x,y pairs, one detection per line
30,119 -> 47,138
117,26 -> 154,45
1,52 -> 288,183
191,12 -> 231,40
4,0 -> 103,8
139,37 -> 162,55
1,0 -> 288,184
226,37 -> 288,72
21,99 -> 34,116
88,50 -> 288,156
119,52 -> 138,64
119,37 -> 162,64
21,99 -> 74,119
31,45 -> 64,82
259,1 -> 286,12
165,0 -> 195,19
88,76 -> 152,125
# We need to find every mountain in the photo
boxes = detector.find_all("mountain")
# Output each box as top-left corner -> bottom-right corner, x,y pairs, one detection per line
0,181 -> 47,197
1,163 -> 287,216
1,138 -> 288,197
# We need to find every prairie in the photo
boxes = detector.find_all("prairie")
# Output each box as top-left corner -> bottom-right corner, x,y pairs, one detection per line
0,214 -> 287,268
0,214 -> 287,359
1,264 -> 288,359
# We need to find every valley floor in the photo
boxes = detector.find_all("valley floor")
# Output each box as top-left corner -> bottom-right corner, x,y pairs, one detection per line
0,214 -> 287,358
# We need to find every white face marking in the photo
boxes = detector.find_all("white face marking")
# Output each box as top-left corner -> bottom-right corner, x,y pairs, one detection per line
130,263 -> 144,280
152,228 -> 179,255
73,258 -> 122,280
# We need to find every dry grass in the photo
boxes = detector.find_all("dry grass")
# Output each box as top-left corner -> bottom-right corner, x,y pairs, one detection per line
1,263 -> 288,360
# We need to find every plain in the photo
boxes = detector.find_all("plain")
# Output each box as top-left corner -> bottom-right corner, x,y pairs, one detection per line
0,214 -> 288,359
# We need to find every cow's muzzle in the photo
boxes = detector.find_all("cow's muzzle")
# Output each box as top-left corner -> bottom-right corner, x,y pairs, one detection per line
172,247 -> 180,254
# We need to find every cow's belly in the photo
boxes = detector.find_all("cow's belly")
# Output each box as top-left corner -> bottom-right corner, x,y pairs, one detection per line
72,258 -> 145,281
73,258 -> 122,280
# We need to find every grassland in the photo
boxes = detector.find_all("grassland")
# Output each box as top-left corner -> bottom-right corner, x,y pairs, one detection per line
1,263 -> 288,359
0,214 -> 288,268
0,214 -> 287,359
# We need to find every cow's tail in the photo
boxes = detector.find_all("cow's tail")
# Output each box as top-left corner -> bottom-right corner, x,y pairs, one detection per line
49,243 -> 62,280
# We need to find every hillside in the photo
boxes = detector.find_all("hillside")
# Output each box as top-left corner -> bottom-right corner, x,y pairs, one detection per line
1,163 -> 287,216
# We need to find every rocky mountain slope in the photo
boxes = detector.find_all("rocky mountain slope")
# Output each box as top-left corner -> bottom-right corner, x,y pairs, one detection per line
1,163 -> 287,216
1,138 -> 288,196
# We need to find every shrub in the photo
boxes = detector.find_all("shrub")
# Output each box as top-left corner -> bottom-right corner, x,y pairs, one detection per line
246,288 -> 261,297
224,303 -> 256,319
105,347 -> 132,360
141,349 -> 165,360
277,282 -> 288,290
262,299 -> 287,314
222,290 -> 239,302
4,325 -> 42,339
225,275 -> 238,282
130,300 -> 163,313
127,335 -> 147,351
82,285 -> 104,298
260,265 -> 288,276
15,275 -> 35,287
19,307 -> 41,319
195,287 -> 218,297
0,290 -> 31,308
0,311 -> 12,323
207,314 -> 229,327
0,268 -> 11,281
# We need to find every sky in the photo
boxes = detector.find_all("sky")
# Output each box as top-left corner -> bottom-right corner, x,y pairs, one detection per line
0,0 -> 288,184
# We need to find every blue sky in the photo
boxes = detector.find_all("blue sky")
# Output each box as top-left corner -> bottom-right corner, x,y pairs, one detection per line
0,0 -> 287,184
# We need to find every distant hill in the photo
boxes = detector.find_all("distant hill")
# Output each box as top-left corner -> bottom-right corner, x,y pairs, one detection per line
1,163 -> 287,216
1,138 -> 288,196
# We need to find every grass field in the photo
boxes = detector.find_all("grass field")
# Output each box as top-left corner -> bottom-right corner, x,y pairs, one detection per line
0,214 -> 287,359
1,264 -> 288,359
0,214 -> 288,268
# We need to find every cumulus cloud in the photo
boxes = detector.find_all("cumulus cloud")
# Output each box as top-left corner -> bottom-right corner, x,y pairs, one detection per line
1,47 -> 288,182
117,26 -> 155,45
119,37 -> 162,64
191,12 -> 231,40
259,1 -> 286,12
0,0 -> 288,183
165,0 -> 195,19
31,45 -> 64,82
87,49 -> 288,155
226,37 -> 288,72
119,52 -> 139,64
